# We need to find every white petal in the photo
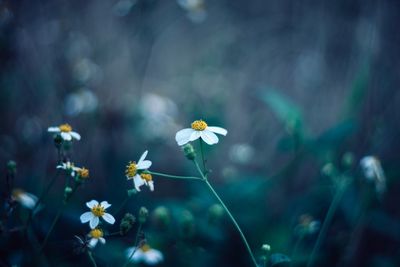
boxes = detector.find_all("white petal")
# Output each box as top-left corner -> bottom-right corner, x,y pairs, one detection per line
145,249 -> 164,264
131,250 -> 144,262
102,213 -> 116,224
100,201 -> 111,209
189,131 -> 201,142
89,238 -> 98,248
17,193 -> 38,209
148,181 -> 154,191
200,130 -> 219,145
175,128 -> 195,146
61,132 -> 72,141
137,160 -> 152,170
47,127 -> 60,132
207,126 -> 228,136
80,212 -> 94,223
86,200 -> 99,209
90,216 -> 99,229
99,237 -> 106,244
70,131 -> 81,140
133,175 -> 145,191
138,150 -> 148,164
56,164 -> 65,169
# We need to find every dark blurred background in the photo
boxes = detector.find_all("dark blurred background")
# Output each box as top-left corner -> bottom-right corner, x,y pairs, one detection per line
1,0 -> 400,266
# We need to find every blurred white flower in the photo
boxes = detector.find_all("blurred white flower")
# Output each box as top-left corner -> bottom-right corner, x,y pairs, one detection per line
12,189 -> 38,209
175,120 -> 227,146
126,244 -> 163,265
360,156 -> 386,195
295,214 -> 320,236
80,200 -> 115,229
57,161 -> 80,177
177,0 -> 207,23
126,151 -> 153,192
88,228 -> 106,248
48,123 -> 81,141
229,143 -> 255,164
65,89 -> 98,117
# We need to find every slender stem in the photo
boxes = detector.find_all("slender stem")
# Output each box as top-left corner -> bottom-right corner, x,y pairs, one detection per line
25,170 -> 60,230
147,171 -> 202,181
306,184 -> 346,267
193,159 -> 258,267
199,139 -> 206,173
40,184 -> 79,252
122,223 -> 143,267
203,178 -> 259,267
114,195 -> 130,216
290,234 -> 304,267
88,251 -> 98,267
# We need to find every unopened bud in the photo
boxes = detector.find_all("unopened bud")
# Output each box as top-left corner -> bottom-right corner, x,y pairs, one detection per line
6,160 -> 17,175
261,244 -> 271,253
138,207 -> 149,224
208,204 -> 224,224
120,213 -> 136,235
342,152 -> 354,167
321,163 -> 336,177
183,144 -> 196,160
64,186 -> 73,200
152,206 -> 170,228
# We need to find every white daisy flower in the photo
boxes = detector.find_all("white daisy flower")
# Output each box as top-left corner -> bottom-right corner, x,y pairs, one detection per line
57,161 -> 80,177
360,156 -> 386,194
48,123 -> 81,141
125,151 -> 153,192
175,119 -> 227,146
12,189 -> 38,209
126,244 -> 164,265
88,228 -> 106,248
80,200 -> 116,229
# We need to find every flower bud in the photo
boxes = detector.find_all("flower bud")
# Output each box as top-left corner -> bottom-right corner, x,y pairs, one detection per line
64,186 -> 73,200
180,210 -> 195,238
152,206 -> 170,229
261,244 -> 271,254
6,160 -> 17,175
321,163 -> 336,177
342,152 -> 354,167
127,189 -> 137,197
138,207 -> 149,224
208,204 -> 224,224
183,144 -> 196,160
120,213 -> 136,235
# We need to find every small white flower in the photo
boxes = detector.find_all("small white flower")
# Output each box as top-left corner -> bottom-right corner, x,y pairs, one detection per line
125,151 -> 153,192
360,156 -> 386,194
12,189 -> 38,209
126,244 -> 164,265
80,200 -> 116,229
57,161 -> 80,177
175,119 -> 227,146
48,123 -> 81,141
87,228 -> 106,248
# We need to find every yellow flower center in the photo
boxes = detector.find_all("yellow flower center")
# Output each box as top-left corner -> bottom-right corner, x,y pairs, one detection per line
91,204 -> 105,217
126,161 -> 137,178
78,167 -> 89,179
140,244 -> 151,252
59,123 -> 72,132
140,173 -> 152,182
90,228 -> 103,239
191,120 -> 207,131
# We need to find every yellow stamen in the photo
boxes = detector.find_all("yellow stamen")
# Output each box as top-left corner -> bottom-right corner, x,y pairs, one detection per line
126,161 -> 137,178
59,123 -> 72,132
91,204 -> 105,217
140,244 -> 151,252
78,167 -> 89,179
191,120 -> 207,131
90,228 -> 103,239
140,173 -> 152,182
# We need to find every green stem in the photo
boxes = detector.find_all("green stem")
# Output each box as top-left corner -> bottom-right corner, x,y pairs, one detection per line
114,195 -> 130,216
199,139 -> 206,173
88,251 -> 98,267
193,160 -> 258,267
290,234 -> 304,267
306,184 -> 347,267
122,223 -> 143,267
25,169 -> 60,230
40,183 -> 79,252
147,170 -> 202,181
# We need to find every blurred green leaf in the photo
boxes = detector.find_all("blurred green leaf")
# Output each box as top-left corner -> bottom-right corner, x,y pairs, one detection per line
259,89 -> 303,134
